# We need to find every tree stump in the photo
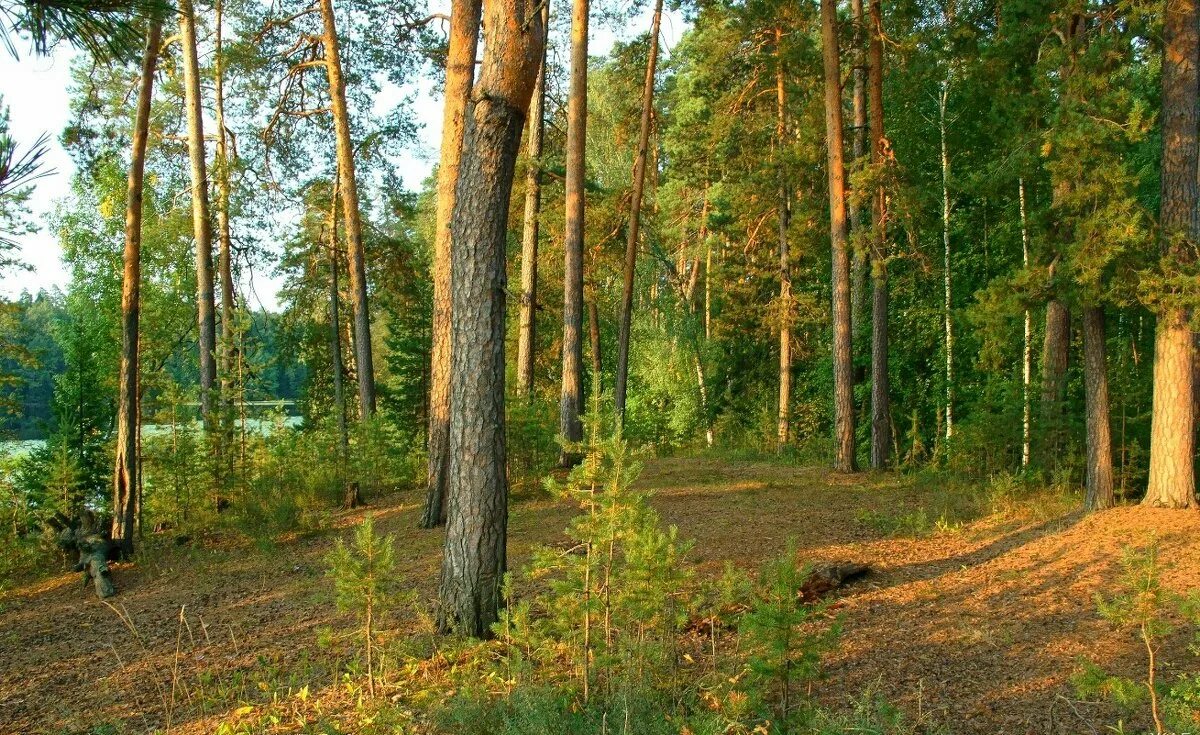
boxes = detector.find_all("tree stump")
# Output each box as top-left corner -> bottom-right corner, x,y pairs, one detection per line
71,536 -> 116,599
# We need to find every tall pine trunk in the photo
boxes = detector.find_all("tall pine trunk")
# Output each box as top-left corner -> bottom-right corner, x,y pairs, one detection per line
423,0 -> 483,528
775,26 -> 792,451
559,0 -> 589,463
821,0 -> 856,472
516,1 -> 548,399
868,0 -> 891,468
613,0 -> 663,421
1145,0 -> 1198,508
1083,307 -> 1114,510
319,0 -> 376,442
180,0 -> 217,437
849,0 -> 867,345
328,185 -> 351,494
113,19 -> 161,558
436,0 -> 545,637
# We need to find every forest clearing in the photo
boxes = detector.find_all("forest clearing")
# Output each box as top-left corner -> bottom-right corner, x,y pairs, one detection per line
2,0 -> 1200,726
2,457 -> 1199,734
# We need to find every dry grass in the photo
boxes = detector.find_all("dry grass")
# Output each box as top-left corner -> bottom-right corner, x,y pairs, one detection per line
0,456 -> 1197,734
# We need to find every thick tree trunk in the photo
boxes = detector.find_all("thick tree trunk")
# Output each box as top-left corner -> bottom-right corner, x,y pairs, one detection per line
112,19 -> 161,559
1145,0 -> 1198,509
320,0 -> 376,436
516,2 -> 548,399
613,0 -> 663,421
423,0 -> 483,529
849,0 -> 868,345
437,0 -> 544,637
180,0 -> 217,435
559,0 -> 589,462
821,0 -> 856,472
775,26 -> 792,451
868,0 -> 890,469
1040,298 -> 1070,458
1083,307 -> 1114,510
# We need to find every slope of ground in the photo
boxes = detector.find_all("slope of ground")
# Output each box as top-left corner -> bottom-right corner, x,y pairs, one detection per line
1,456 -> 1197,734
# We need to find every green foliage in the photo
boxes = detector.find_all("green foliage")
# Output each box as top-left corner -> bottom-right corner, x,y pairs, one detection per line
1074,542 -> 1200,733
325,514 -> 405,697
740,541 -> 841,730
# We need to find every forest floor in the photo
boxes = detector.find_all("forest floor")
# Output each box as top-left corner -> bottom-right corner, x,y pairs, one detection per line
2,455 -> 1199,735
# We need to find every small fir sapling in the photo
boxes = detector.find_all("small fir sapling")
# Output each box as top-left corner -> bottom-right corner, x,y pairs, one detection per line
1073,541 -> 1200,734
325,514 -> 403,697
740,539 -> 841,732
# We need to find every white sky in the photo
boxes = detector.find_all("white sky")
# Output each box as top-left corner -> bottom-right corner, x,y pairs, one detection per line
0,4 -> 684,309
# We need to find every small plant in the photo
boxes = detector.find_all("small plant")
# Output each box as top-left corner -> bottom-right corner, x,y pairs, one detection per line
740,540 -> 840,732
326,514 -> 402,697
1073,541 -> 1200,734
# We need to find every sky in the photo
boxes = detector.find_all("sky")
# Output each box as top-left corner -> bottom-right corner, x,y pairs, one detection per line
0,5 -> 685,309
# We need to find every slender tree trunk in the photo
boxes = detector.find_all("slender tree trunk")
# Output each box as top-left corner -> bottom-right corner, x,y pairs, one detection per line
214,0 -> 237,488
940,78 -> 953,452
437,0 -> 545,637
588,297 -> 601,390
822,0 -> 856,472
868,0 -> 891,468
849,0 -> 868,345
613,0 -> 663,421
516,1 -> 548,399
423,0 -> 483,528
180,0 -> 217,436
559,0 -> 590,462
328,185 -> 351,497
1145,0 -> 1198,508
319,0 -> 376,436
113,19 -> 161,558
1083,307 -> 1114,510
775,26 -> 792,451
1020,178 -> 1032,468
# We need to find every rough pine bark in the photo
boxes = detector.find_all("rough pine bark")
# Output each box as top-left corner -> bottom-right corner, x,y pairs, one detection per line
516,1 -> 548,399
1083,307 -> 1114,510
1040,298 -> 1070,457
423,0 -> 483,528
320,0 -> 376,435
613,0 -> 663,420
775,26 -> 792,451
559,0 -> 590,462
1145,0 -> 1198,509
112,19 -> 161,558
437,0 -> 545,637
821,0 -> 856,472
868,0 -> 891,468
180,0 -> 217,434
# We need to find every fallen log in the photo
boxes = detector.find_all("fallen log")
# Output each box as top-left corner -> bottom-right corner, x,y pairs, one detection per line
798,561 -> 870,602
